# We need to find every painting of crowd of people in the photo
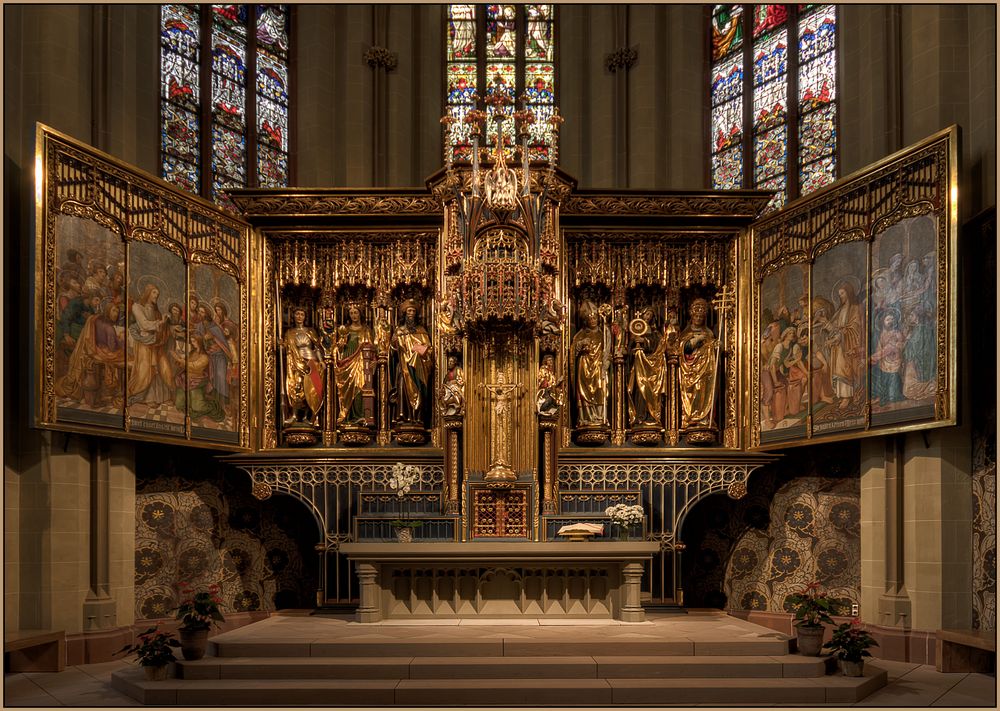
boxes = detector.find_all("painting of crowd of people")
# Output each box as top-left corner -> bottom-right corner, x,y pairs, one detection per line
51,215 -> 240,441
869,214 -> 938,424
757,214 -> 941,443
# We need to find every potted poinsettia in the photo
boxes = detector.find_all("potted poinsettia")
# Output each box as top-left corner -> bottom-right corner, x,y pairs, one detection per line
174,581 -> 226,660
116,626 -> 179,680
786,581 -> 836,656
824,617 -> 879,676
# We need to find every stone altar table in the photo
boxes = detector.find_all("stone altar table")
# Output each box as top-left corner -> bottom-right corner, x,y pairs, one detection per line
339,542 -> 660,623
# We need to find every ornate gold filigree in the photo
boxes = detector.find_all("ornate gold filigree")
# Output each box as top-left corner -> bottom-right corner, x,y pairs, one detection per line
230,194 -> 442,216
562,194 -> 770,218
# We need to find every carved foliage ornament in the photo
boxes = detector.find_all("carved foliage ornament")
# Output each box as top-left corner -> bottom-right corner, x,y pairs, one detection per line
605,46 -> 638,72
364,45 -> 398,71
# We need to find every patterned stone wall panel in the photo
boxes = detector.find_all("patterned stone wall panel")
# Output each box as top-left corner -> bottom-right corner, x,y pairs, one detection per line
682,443 -> 860,614
134,446 -> 318,622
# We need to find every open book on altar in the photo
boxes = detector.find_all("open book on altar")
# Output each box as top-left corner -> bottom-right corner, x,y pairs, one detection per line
557,522 -> 605,539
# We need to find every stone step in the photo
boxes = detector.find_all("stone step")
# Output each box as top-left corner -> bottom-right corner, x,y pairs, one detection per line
176,654 -> 833,680
210,636 -> 792,658
111,665 -> 888,706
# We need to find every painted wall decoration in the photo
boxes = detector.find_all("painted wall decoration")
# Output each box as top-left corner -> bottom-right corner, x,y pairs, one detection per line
34,124 -> 250,449
750,126 -> 957,448
682,442 -> 860,615
134,446 -> 318,620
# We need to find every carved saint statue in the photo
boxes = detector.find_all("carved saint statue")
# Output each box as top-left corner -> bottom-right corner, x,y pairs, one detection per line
282,306 -> 325,426
333,303 -> 375,426
483,371 -> 519,481
570,301 -> 610,426
536,354 -> 563,418
628,306 -> 668,426
439,354 -> 465,418
676,297 -> 721,440
390,301 -> 434,425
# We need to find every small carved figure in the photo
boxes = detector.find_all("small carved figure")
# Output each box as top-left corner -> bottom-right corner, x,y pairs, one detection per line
570,301 -> 610,426
438,297 -> 459,335
390,301 -> 434,425
536,354 -> 563,418
540,297 -> 565,335
439,354 -> 465,418
675,298 -> 720,439
282,306 -> 326,426
333,303 -> 375,425
628,306 -> 668,426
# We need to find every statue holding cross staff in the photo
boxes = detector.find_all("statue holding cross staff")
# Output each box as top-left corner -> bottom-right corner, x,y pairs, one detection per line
481,371 -> 520,483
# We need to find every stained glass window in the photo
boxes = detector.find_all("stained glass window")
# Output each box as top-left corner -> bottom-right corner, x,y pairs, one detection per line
160,4 -> 291,208
445,4 -> 556,163
708,4 -> 837,211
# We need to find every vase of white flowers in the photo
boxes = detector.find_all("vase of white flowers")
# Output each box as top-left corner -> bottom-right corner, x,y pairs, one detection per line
605,503 -> 644,541
388,462 -> 422,543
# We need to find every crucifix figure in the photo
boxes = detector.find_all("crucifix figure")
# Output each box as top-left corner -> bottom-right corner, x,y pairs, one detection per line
482,371 -> 520,483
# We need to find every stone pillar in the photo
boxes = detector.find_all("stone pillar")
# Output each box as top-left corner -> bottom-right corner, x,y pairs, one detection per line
540,420 -> 558,515
355,562 -> 382,623
620,561 -> 645,622
861,429 -> 974,633
82,440 -> 116,632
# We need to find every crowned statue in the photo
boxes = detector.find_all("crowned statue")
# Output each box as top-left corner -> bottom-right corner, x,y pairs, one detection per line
675,297 -> 721,444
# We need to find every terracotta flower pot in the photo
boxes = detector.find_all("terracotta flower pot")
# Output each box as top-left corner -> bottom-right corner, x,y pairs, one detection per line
840,659 -> 865,677
142,664 -> 169,681
795,623 -> 826,656
179,627 -> 210,661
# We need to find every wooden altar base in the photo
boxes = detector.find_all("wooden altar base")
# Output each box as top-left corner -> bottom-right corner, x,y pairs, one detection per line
111,612 -> 888,706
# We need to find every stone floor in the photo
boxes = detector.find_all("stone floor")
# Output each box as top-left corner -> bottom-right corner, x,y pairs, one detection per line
4,613 -> 995,708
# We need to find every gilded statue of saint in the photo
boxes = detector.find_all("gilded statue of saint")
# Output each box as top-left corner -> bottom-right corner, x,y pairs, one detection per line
570,301 -> 610,426
333,303 -> 374,426
390,301 -> 434,425
676,298 -> 720,436
283,306 -> 325,426
628,306 -> 668,426
536,354 -> 563,418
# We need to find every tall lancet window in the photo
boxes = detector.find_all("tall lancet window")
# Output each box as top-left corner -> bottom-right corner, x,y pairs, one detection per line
160,4 -> 291,210
710,4 -> 837,212
445,4 -> 556,162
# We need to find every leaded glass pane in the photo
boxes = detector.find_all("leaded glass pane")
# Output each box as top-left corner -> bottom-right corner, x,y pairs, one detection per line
758,174 -> 786,211
161,5 -> 201,108
446,62 -> 478,161
798,5 -> 835,63
448,4 -> 477,60
256,4 -> 288,58
213,125 -> 247,183
712,4 -> 743,61
712,146 -> 743,190
163,154 -> 200,193
754,124 -> 787,184
525,62 -> 555,161
162,104 -> 200,164
525,4 -> 553,61
799,103 -> 836,164
258,144 -> 288,188
799,155 -> 836,194
753,4 -> 787,38
212,30 -> 247,132
753,70 -> 787,134
212,4 -> 248,39
753,29 -> 788,89
712,97 -> 743,154
799,47 -> 836,112
711,54 -> 743,107
486,5 -> 517,60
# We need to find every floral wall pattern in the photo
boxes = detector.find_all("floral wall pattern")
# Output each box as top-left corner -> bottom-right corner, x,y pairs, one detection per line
682,442 -> 860,615
135,445 -> 318,622
970,209 -> 996,631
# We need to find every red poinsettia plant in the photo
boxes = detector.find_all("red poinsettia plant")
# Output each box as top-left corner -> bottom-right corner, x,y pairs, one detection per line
116,625 -> 179,667
174,581 -> 226,631
786,581 -> 836,628
824,617 -> 879,663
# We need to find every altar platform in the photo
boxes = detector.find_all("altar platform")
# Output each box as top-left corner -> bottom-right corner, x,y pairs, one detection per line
110,611 -> 891,706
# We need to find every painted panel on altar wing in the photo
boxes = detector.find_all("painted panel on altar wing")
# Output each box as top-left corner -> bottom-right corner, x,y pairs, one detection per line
758,263 -> 808,441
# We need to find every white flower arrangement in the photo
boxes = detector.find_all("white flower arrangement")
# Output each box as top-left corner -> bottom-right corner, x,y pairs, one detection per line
388,463 -> 423,531
605,503 -> 644,527
388,462 -> 421,497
